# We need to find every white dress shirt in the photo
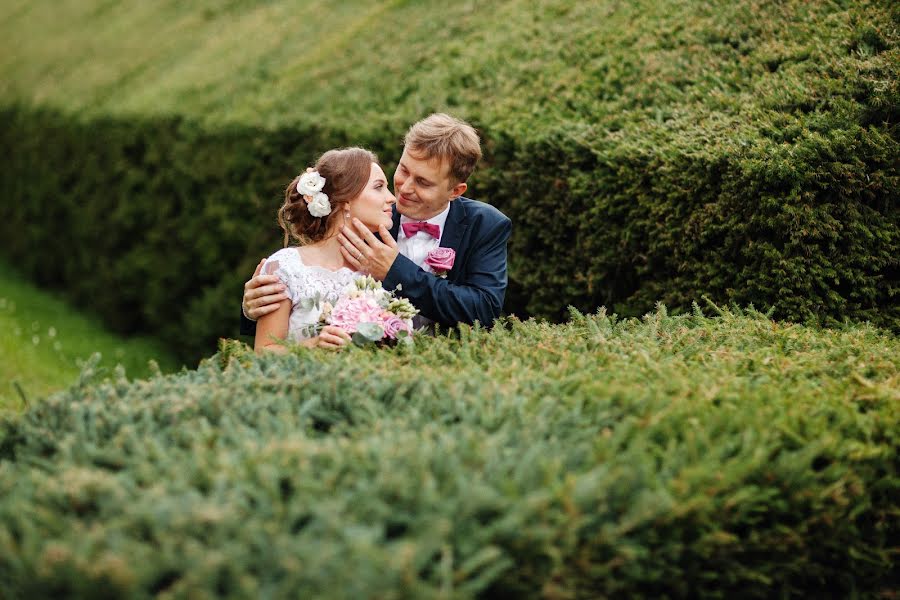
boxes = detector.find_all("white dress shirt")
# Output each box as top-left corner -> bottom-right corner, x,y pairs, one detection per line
397,204 -> 451,330
397,204 -> 451,270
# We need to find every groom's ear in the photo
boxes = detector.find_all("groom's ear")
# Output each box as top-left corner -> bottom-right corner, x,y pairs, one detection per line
449,181 -> 467,200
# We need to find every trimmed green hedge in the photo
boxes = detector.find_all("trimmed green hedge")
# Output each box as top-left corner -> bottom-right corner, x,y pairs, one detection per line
0,0 -> 897,362
488,113 -> 899,325
0,109 -> 346,361
1,309 -> 897,597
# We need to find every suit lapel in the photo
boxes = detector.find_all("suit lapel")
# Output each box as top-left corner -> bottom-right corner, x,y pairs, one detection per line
391,200 -> 468,281
439,198 -> 469,281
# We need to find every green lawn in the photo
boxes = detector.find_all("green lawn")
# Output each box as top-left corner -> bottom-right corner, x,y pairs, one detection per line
0,262 -> 180,411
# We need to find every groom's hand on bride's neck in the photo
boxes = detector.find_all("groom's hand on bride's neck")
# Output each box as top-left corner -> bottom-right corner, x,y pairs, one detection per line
338,219 -> 399,281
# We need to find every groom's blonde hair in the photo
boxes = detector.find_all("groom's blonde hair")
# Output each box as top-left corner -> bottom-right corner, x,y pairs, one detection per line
404,113 -> 482,185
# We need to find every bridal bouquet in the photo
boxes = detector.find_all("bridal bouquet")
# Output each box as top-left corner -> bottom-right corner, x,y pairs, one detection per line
319,276 -> 418,345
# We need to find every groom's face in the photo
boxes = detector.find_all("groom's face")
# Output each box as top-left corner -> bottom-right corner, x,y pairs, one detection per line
393,147 -> 467,221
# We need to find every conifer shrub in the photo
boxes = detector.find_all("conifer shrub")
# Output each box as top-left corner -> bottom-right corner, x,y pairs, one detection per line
0,109 -> 387,360
0,310 -> 897,597
0,0 -> 897,362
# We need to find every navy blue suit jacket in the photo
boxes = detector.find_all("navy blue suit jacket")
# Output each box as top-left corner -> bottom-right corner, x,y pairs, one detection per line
240,196 -> 510,335
384,196 -> 511,328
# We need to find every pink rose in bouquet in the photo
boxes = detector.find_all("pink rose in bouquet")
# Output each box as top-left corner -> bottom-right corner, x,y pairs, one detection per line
424,247 -> 455,277
380,314 -> 412,340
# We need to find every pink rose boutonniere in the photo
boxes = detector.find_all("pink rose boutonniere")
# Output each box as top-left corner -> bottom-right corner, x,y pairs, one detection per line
424,247 -> 455,278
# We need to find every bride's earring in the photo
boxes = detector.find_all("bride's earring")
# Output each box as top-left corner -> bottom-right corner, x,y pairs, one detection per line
344,210 -> 351,222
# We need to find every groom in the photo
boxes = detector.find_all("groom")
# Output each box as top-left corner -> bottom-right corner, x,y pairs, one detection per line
240,113 -> 511,333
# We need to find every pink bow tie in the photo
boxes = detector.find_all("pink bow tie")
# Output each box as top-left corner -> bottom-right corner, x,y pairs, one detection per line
402,221 -> 440,239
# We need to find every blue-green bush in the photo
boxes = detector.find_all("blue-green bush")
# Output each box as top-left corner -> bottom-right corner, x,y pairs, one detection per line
1,310 -> 897,597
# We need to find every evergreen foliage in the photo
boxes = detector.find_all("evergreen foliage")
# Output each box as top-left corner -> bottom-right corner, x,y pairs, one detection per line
0,0 -> 897,363
1,309 -> 897,597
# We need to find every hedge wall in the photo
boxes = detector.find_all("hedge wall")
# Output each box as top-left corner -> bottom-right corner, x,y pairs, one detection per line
1,310 -> 897,597
0,1 -> 897,363
0,110 -> 343,361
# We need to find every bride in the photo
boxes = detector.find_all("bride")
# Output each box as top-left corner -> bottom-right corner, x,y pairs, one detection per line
255,147 -> 396,353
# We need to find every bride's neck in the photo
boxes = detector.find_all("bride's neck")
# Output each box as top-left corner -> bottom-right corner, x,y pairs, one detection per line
306,230 -> 352,269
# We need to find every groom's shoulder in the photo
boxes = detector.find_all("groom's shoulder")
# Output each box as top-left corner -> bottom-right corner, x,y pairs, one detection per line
457,196 -> 510,226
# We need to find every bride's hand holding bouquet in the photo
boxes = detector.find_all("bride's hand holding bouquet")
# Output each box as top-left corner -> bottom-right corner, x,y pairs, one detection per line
318,275 -> 417,346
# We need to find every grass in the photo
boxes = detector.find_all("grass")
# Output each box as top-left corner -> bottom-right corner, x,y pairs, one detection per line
0,261 -> 181,411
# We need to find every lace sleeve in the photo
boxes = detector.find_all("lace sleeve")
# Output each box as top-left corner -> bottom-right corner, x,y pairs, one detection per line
262,246 -> 360,311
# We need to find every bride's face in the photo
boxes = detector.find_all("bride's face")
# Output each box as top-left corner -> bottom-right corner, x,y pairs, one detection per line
348,163 -> 395,231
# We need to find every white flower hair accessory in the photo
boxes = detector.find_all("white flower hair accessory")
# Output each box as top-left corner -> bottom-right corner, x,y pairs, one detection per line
297,170 -> 326,195
306,192 -> 331,218
297,169 -> 331,218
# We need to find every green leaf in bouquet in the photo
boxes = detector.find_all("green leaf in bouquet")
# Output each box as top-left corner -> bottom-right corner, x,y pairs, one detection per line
298,292 -> 323,311
299,323 -> 323,339
352,322 -> 384,345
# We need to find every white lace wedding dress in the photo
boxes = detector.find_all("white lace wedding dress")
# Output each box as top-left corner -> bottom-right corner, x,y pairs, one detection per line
261,247 -> 360,341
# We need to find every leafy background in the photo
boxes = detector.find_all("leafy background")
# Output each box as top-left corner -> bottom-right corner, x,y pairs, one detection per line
1,0 -> 897,362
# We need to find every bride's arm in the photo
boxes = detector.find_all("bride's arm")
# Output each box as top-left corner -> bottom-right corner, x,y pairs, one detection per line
254,300 -> 351,353
254,300 -> 293,354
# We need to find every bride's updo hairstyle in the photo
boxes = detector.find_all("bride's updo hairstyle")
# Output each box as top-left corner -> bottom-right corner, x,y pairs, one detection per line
278,147 -> 378,245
